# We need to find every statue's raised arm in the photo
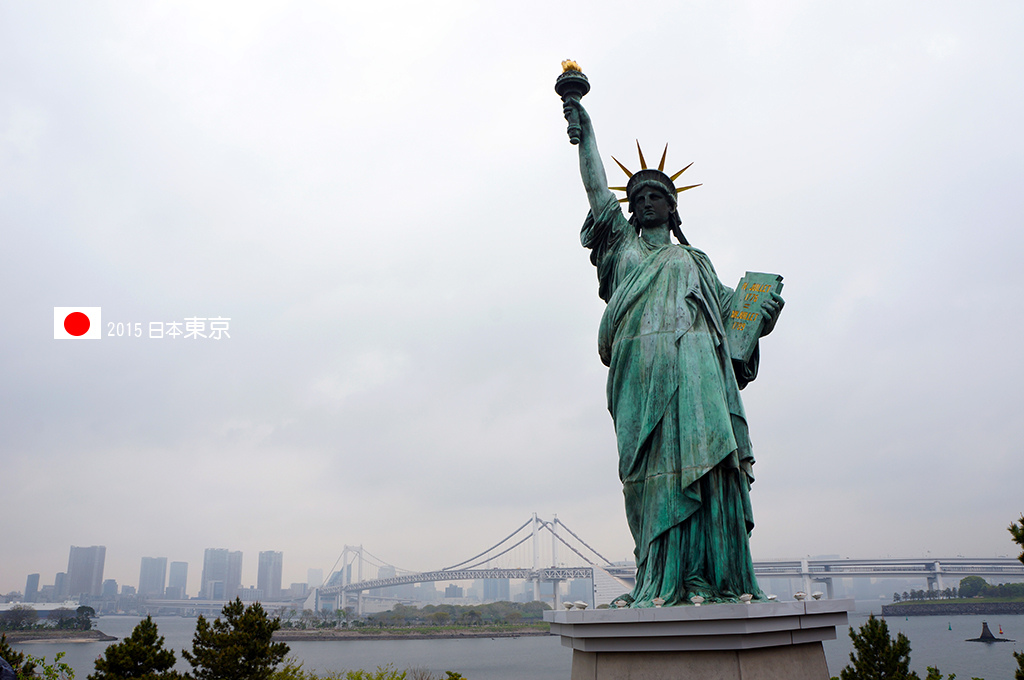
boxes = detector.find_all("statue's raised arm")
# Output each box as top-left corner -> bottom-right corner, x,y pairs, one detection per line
563,98 -> 615,216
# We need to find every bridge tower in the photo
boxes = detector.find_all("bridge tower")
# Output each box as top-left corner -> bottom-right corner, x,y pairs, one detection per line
335,545 -> 365,614
532,513 -> 541,602
550,514 -> 564,610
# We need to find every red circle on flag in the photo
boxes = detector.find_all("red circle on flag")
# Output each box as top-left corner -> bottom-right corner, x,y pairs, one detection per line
64,312 -> 91,336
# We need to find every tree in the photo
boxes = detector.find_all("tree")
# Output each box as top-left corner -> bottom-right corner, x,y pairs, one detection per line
182,598 -> 289,680
836,614 -> 919,680
1010,515 -> 1024,565
89,615 -> 181,680
957,576 -> 987,599
47,608 -> 77,629
1014,515 -> 1024,679
0,633 -> 37,677
22,652 -> 74,680
76,607 -> 95,632
1,606 -> 38,630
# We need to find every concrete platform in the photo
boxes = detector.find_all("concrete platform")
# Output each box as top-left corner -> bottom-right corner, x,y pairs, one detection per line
545,599 -> 852,680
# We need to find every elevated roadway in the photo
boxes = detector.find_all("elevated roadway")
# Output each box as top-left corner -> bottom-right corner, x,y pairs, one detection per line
319,557 -> 1024,611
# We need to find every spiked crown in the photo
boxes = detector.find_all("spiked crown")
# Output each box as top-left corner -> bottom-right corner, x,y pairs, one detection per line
609,142 -> 702,204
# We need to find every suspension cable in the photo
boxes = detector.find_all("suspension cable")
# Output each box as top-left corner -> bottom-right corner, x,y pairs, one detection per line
541,521 -> 610,567
461,532 -> 534,570
361,548 -> 411,573
322,545 -> 360,587
440,517 -> 533,571
554,517 -> 615,566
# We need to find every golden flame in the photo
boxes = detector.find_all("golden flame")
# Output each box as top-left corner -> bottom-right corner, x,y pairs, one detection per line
561,60 -> 581,73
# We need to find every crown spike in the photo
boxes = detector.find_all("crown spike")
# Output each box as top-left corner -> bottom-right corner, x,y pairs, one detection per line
676,183 -> 702,193
611,156 -> 634,178
636,140 -> 647,170
658,144 -> 668,172
617,197 -> 629,203
669,161 -> 694,182
608,186 -> 628,191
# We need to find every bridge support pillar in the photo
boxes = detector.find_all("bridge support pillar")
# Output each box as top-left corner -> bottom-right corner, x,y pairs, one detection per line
810,578 -> 834,600
800,559 -> 811,596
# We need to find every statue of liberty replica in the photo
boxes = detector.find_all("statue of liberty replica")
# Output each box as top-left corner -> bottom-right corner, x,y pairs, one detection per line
557,61 -> 785,608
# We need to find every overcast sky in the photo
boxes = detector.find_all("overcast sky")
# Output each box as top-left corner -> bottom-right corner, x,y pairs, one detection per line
2,1 -> 1023,596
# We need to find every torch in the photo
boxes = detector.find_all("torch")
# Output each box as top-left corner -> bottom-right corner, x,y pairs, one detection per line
555,60 -> 590,145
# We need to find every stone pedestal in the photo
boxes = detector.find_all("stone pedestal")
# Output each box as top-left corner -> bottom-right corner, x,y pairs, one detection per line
545,598 -> 852,680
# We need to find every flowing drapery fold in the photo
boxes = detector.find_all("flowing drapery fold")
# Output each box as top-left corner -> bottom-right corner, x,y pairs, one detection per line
582,195 -> 763,606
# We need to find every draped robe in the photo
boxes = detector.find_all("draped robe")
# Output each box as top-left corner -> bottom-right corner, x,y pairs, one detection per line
582,195 -> 764,606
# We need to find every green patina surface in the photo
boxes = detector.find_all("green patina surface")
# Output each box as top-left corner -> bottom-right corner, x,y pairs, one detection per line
560,67 -> 784,608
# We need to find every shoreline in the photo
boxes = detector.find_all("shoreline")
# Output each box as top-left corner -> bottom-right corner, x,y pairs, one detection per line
881,601 -> 1024,616
3,630 -> 118,644
273,628 -> 551,642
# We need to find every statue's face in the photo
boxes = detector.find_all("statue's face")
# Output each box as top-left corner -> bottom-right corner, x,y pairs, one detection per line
631,187 -> 672,228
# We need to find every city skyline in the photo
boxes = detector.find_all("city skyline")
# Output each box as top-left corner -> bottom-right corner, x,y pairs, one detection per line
8,533 -> 1022,602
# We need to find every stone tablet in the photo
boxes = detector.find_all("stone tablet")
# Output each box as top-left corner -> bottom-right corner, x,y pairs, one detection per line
726,272 -> 784,362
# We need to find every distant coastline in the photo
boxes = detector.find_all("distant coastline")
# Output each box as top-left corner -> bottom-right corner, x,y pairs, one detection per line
273,627 -> 550,642
881,600 -> 1024,616
3,629 -> 117,644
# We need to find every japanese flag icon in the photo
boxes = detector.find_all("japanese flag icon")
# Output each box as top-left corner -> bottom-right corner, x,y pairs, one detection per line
54,307 -> 102,339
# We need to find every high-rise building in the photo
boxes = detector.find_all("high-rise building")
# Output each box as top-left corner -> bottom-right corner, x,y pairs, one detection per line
257,551 -> 283,601
138,557 -> 168,597
102,579 -> 119,599
24,574 -> 40,603
483,578 -> 510,602
567,578 -> 594,608
53,572 -> 67,600
237,586 -> 263,602
168,561 -> 188,599
66,546 -> 106,599
227,551 -> 242,598
378,565 -> 397,597
201,549 -> 243,599
201,549 -> 226,599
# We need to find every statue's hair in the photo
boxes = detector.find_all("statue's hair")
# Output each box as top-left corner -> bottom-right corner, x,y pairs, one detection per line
627,182 -> 689,245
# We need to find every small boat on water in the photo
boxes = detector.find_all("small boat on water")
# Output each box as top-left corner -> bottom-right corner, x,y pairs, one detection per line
966,621 -> 1013,643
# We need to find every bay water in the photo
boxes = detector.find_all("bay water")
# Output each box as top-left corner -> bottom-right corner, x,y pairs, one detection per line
10,602 -> 1024,679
